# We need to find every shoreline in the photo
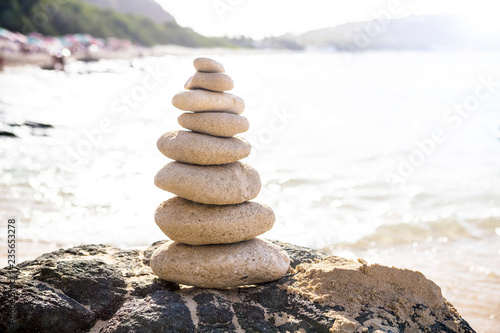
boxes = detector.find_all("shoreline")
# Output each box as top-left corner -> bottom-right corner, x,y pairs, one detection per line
1,45 -> 195,68
1,45 -> 284,69
3,47 -> 498,70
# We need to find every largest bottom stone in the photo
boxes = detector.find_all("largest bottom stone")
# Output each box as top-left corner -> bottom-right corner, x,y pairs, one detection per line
150,238 -> 290,289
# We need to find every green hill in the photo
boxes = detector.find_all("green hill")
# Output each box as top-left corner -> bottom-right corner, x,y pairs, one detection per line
0,0 -> 248,47
81,0 -> 175,23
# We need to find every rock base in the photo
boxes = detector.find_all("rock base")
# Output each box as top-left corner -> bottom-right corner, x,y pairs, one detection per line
0,241 -> 475,333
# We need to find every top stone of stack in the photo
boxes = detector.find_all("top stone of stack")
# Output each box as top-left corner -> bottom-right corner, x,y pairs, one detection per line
194,57 -> 225,73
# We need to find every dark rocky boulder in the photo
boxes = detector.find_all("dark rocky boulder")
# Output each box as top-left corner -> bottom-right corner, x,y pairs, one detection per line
0,241 -> 475,333
0,131 -> 17,137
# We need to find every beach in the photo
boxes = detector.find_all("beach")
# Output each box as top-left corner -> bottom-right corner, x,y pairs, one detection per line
0,44 -> 243,68
1,50 -> 499,332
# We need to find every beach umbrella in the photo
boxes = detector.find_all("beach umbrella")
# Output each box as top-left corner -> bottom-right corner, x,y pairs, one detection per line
44,36 -> 63,48
0,28 -> 20,42
0,27 -> 11,39
12,32 -> 28,44
26,35 -> 44,46
92,37 -> 106,47
29,31 -> 44,39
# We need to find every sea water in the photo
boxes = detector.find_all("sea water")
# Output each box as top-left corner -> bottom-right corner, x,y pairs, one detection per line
0,50 -> 499,332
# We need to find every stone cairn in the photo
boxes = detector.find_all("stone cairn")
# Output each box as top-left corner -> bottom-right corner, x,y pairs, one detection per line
151,57 -> 290,289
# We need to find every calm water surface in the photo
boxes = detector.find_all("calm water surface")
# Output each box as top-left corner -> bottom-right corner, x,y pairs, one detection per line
1,50 -> 499,332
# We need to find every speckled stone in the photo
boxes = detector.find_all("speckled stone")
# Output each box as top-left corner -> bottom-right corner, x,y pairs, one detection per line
155,197 -> 275,245
178,112 -> 249,137
157,130 -> 250,165
172,90 -> 245,115
150,238 -> 290,288
154,161 -> 261,205
193,57 -> 225,73
185,72 -> 234,92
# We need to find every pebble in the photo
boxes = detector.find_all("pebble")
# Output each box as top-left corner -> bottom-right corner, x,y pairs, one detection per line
150,238 -> 291,288
193,57 -> 225,73
157,130 -> 250,165
172,90 -> 245,115
154,161 -> 261,205
155,197 -> 275,245
184,72 -> 234,92
178,112 -> 249,137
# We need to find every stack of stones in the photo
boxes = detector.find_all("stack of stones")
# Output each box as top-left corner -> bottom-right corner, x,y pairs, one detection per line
151,57 -> 290,289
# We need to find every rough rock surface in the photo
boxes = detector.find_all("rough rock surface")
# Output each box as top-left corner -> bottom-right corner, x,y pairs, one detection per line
154,161 -> 261,205
157,130 -> 251,165
172,90 -> 245,115
178,112 -> 250,137
0,242 -> 475,333
155,197 -> 275,245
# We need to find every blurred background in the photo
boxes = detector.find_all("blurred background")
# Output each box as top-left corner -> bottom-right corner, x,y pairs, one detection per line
1,0 -> 499,331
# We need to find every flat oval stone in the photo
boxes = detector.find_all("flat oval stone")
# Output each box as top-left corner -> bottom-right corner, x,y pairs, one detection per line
157,130 -> 250,165
154,161 -> 261,205
155,197 -> 275,245
172,90 -> 245,115
178,112 -> 249,137
184,72 -> 234,92
193,57 -> 225,73
150,238 -> 290,288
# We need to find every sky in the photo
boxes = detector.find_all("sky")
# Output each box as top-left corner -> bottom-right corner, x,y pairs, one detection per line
157,0 -> 500,39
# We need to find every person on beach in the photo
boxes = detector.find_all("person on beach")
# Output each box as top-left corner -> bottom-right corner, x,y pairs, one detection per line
51,53 -> 65,71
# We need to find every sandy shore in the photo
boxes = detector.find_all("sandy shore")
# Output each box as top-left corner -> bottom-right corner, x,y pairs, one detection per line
1,45 -> 256,69
2,47 -> 158,68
